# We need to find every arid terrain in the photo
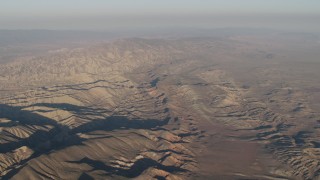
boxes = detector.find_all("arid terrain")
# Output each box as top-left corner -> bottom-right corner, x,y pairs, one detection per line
1,31 -> 320,179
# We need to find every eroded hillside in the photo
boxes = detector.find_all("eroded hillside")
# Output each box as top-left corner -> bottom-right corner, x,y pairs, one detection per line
1,36 -> 320,179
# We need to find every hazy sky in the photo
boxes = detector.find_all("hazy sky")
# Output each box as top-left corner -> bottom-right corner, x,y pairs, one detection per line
1,0 -> 319,32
